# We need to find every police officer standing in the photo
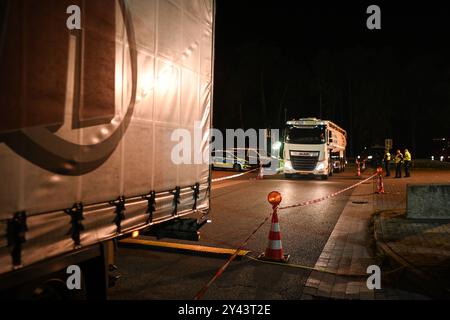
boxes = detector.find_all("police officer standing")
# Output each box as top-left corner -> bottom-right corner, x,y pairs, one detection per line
394,149 -> 403,178
404,149 -> 412,177
383,149 -> 391,177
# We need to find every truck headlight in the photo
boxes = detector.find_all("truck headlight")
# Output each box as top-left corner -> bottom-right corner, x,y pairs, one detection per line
316,162 -> 325,171
284,160 -> 293,170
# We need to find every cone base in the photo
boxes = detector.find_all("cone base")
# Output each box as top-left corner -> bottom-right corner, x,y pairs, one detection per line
257,252 -> 290,263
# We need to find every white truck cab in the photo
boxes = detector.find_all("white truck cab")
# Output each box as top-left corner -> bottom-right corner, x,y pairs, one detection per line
283,118 -> 347,179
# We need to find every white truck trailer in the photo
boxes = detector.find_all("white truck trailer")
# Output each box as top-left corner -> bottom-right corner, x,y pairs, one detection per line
0,0 -> 214,299
283,118 -> 347,179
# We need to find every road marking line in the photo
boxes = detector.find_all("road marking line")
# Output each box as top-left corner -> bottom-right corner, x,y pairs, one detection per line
119,238 -> 250,257
245,255 -> 368,277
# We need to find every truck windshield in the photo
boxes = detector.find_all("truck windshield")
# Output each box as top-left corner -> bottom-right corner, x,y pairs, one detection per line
285,125 -> 326,145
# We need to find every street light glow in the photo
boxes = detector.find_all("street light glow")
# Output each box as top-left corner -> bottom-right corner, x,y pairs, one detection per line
272,141 -> 282,150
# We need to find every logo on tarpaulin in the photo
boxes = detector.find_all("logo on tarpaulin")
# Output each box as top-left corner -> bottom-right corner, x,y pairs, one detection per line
0,0 -> 137,176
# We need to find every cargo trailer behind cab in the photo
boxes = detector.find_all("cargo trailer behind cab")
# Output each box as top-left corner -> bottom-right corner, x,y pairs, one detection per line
0,0 -> 215,298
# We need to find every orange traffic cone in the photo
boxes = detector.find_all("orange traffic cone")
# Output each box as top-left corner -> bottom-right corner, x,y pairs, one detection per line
376,167 -> 385,194
356,160 -> 361,177
258,193 -> 289,263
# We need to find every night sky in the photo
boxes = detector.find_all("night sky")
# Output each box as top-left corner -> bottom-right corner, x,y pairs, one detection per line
213,1 -> 450,157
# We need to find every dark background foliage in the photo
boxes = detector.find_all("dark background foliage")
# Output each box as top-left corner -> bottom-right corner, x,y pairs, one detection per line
213,1 -> 450,157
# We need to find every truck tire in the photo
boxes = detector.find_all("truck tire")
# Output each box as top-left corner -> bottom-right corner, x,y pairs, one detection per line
285,173 -> 293,179
233,164 -> 241,172
320,174 -> 328,180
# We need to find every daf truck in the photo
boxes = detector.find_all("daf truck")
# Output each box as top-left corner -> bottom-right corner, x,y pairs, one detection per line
0,0 -> 215,299
283,118 -> 347,179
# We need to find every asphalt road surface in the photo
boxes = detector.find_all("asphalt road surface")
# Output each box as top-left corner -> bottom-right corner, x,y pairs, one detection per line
109,167 -> 371,300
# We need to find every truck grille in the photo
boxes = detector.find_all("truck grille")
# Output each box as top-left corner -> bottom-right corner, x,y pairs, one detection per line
291,155 -> 318,171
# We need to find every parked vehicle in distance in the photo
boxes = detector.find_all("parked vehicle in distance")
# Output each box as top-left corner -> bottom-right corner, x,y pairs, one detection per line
357,146 -> 385,168
283,118 -> 347,179
211,150 -> 252,172
225,148 -> 274,168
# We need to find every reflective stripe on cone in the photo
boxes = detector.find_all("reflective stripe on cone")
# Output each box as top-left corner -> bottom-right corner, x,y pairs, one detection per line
258,209 -> 289,263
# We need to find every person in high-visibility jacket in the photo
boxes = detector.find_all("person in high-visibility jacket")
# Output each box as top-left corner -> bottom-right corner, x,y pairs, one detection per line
383,149 -> 391,177
394,149 -> 403,178
404,149 -> 412,177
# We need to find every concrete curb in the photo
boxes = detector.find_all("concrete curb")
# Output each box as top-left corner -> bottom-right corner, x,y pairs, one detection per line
372,211 -> 449,299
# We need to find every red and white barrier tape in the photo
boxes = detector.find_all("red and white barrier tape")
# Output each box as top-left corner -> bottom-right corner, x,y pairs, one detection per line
194,173 -> 378,299
279,173 -> 377,210
194,211 -> 272,300
211,167 -> 259,183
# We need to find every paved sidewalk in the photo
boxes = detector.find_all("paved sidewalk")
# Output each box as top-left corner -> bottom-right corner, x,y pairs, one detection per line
301,177 -> 380,300
301,170 -> 447,300
372,170 -> 450,298
302,174 -> 414,300
374,211 -> 450,298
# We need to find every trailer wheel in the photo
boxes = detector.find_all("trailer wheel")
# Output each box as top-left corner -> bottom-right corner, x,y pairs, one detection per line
233,164 -> 241,172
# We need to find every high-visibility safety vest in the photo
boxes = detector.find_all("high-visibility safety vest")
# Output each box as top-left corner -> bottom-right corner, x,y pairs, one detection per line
394,153 -> 403,164
404,151 -> 411,161
385,153 -> 391,161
